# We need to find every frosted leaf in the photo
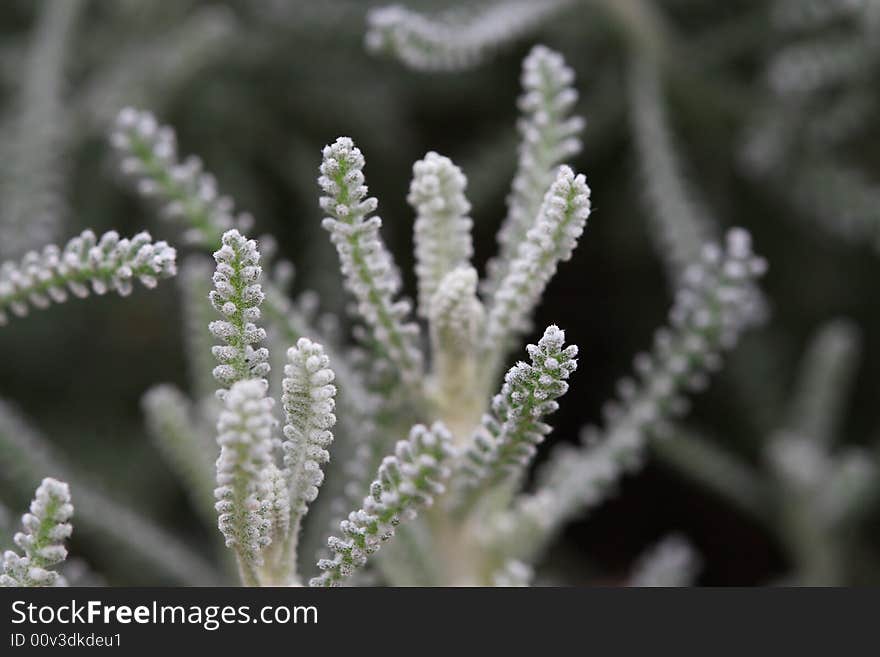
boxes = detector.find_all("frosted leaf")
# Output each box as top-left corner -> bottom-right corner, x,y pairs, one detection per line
0,229 -> 176,326
310,423 -> 453,587
1,478 -> 73,587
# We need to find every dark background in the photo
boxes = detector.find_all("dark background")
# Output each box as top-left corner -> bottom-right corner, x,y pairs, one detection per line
1,0 -> 879,585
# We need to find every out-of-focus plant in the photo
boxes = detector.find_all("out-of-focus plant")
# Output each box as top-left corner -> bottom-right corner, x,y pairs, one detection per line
653,319 -> 879,585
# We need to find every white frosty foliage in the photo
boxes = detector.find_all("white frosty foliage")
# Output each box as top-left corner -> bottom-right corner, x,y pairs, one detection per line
1,478 -> 73,587
311,422 -> 453,586
209,230 -> 269,396
484,44 -> 585,298
462,325 -> 578,491
319,137 -> 423,384
214,379 -> 275,571
429,266 -> 484,360
409,151 -> 473,318
494,229 -> 767,559
484,166 -> 591,351
281,338 -> 337,529
0,229 -> 177,326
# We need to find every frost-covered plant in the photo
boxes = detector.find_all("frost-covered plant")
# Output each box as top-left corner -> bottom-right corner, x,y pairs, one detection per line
487,229 -> 767,562
214,378 -> 276,584
0,229 -> 177,326
205,241 -> 344,585
208,230 -> 270,394
270,337 -> 337,584
482,165 -> 590,360
409,151 -> 473,319
318,138 -> 424,385
313,422 -> 453,587
87,41 -> 770,587
0,34 -> 776,586
483,44 -> 585,299
364,3 -> 880,587
1,0 -> 876,589
1,478 -> 73,587
198,227 -> 453,586
112,107 -> 367,408
460,325 -> 579,498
